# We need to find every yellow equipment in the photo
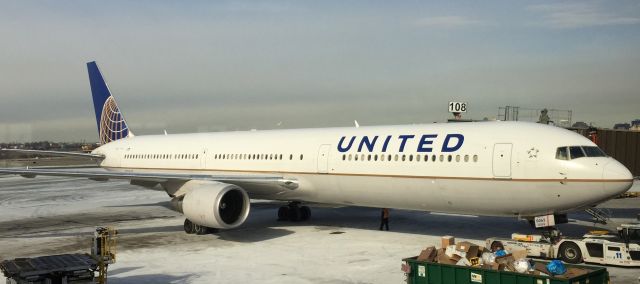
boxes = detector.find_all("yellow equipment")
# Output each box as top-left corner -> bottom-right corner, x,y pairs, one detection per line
91,227 -> 118,284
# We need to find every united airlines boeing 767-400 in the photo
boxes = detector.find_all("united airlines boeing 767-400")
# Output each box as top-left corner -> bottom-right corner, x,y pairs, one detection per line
0,62 -> 633,234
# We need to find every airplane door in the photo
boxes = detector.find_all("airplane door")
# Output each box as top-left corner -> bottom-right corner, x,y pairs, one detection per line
200,148 -> 207,169
492,143 -> 512,178
317,144 -> 331,174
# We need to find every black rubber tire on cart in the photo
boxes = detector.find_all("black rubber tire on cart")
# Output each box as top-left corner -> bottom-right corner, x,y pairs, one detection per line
559,242 -> 582,264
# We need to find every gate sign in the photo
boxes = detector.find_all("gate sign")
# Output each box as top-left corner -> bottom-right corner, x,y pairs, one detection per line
448,102 -> 467,113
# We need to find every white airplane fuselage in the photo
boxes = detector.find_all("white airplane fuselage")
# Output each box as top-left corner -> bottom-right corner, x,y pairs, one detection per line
95,121 -> 633,218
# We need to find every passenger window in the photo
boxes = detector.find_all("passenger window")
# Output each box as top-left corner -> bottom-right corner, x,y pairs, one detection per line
402,155 -> 406,161
348,154 -> 352,161
473,155 -> 478,162
416,155 -> 420,162
290,154 -> 293,160
394,154 -> 398,161
556,147 -> 568,160
342,154 -> 346,161
439,155 -> 444,162
455,155 -> 460,162
424,154 -> 428,162
432,155 -> 436,162
355,155 -> 359,161
388,154 -> 392,161
409,155 -> 413,162
367,154 -> 371,161
569,146 -> 585,159
374,154 -> 378,161
361,154 -> 365,161
447,155 -> 452,162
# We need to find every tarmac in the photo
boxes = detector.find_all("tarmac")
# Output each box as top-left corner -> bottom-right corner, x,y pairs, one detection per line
0,175 -> 638,283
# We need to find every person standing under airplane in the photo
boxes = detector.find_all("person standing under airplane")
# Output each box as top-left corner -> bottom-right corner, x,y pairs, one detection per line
379,208 -> 389,231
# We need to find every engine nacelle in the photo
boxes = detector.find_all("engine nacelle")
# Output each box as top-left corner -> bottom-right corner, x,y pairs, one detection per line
173,181 -> 250,229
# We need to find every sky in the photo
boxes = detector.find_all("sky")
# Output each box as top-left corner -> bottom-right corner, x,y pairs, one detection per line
0,1 -> 639,142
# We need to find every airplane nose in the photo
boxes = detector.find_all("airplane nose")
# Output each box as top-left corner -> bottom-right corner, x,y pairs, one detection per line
602,160 -> 634,196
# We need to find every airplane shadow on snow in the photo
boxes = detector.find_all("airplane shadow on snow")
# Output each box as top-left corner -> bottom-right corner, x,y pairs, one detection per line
109,266 -> 196,284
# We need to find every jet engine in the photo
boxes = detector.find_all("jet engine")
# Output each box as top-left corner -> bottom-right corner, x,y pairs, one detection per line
171,181 -> 250,229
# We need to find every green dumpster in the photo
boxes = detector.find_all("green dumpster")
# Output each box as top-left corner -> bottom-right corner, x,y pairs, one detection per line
402,256 -> 609,284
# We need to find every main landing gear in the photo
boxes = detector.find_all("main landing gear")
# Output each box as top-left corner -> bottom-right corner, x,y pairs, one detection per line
278,202 -> 311,222
183,219 -> 219,235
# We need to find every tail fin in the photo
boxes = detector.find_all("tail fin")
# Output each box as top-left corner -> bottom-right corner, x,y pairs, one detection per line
87,61 -> 133,144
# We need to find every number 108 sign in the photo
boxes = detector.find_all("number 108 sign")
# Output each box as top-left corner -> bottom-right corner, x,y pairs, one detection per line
448,102 -> 467,113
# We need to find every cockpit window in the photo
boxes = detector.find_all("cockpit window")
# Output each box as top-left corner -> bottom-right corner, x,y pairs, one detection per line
555,147 -> 569,160
583,146 -> 606,157
556,145 -> 606,160
569,146 -> 585,159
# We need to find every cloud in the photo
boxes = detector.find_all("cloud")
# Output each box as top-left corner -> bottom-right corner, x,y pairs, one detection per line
413,16 -> 482,28
527,2 -> 640,29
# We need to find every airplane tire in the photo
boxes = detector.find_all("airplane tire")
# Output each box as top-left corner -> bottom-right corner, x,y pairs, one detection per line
195,224 -> 209,235
184,219 -> 196,234
289,206 -> 302,222
559,242 -> 582,264
278,206 -> 289,221
300,206 -> 311,221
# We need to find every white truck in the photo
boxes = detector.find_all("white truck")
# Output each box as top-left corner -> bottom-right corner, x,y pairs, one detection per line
485,223 -> 640,267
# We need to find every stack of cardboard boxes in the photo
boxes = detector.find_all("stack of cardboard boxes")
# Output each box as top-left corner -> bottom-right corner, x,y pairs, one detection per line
414,236 -> 591,279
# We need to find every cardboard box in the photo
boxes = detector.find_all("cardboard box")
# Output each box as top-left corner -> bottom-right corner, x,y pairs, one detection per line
417,246 -> 437,262
455,241 -> 473,251
469,257 -> 481,266
511,248 -> 528,260
456,257 -> 471,266
495,254 -> 514,265
445,245 -> 457,257
491,263 -> 506,271
456,241 -> 480,259
437,253 -> 457,265
441,236 -> 455,248
533,262 -> 550,275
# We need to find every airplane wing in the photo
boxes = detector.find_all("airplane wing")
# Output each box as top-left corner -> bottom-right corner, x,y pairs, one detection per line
1,149 -> 104,159
0,167 -> 299,192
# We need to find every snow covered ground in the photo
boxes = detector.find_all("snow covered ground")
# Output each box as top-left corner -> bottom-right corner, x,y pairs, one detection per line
0,176 -> 638,283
